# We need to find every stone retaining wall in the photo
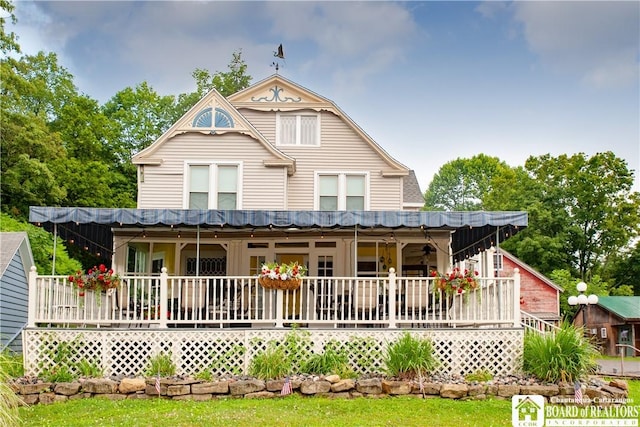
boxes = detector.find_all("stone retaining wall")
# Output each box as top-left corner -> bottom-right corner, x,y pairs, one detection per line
12,376 -> 629,406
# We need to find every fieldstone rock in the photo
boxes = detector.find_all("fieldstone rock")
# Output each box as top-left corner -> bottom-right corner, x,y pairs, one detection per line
467,384 -> 486,396
325,375 -> 341,384
600,385 -> 627,399
145,384 -> 165,396
37,392 -> 58,405
229,379 -> 265,396
609,379 -> 628,391
356,378 -> 382,395
82,378 -> 118,394
192,381 -> 229,394
486,385 -> 498,396
119,378 -> 146,394
300,379 -> 331,395
166,384 -> 190,396
93,393 -> 127,401
440,384 -> 468,399
331,379 -> 355,392
173,394 -> 212,401
585,387 -> 608,400
497,385 -> 520,398
54,382 -> 81,396
419,382 -> 441,395
21,394 -> 39,405
245,391 -> 275,399
381,380 -> 411,395
520,385 -> 559,397
18,382 -> 51,395
558,382 -> 574,395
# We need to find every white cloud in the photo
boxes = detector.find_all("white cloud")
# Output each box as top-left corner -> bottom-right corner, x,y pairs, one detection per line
512,1 -> 640,88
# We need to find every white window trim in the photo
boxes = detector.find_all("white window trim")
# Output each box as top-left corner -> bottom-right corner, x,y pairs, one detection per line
313,171 -> 370,210
275,112 -> 321,146
183,161 -> 243,209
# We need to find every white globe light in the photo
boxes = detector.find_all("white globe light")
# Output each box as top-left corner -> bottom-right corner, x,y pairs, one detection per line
576,282 -> 588,293
577,294 -> 588,305
587,294 -> 598,305
568,296 -> 578,306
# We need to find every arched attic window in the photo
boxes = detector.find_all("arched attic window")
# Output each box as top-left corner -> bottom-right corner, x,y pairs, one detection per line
192,107 -> 234,128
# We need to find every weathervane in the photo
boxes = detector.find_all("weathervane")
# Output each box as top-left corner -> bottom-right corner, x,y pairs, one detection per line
272,43 -> 285,73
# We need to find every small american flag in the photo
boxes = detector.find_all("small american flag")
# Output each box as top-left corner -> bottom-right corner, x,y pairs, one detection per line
574,380 -> 582,404
281,376 -> 292,396
155,374 -> 161,395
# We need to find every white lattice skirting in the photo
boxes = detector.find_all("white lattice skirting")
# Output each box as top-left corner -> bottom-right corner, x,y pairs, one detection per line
23,328 -> 523,378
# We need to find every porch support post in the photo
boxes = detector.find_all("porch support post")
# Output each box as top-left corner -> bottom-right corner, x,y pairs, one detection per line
388,268 -> 397,328
159,267 -> 168,328
27,266 -> 38,328
52,223 -> 57,275
275,290 -> 284,328
512,268 -> 521,328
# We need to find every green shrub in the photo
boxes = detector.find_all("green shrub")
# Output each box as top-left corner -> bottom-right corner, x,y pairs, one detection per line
248,343 -> 290,380
384,332 -> 438,380
144,352 -> 176,377
300,342 -> 354,377
37,337 -> 82,382
522,322 -> 598,383
77,359 -> 103,378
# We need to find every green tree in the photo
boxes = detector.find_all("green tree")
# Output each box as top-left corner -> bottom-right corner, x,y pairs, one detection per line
488,152 -> 640,279
0,0 -> 20,55
172,49 -> 252,120
423,154 -> 510,211
102,82 -> 176,163
603,241 -> 640,295
0,213 -> 81,275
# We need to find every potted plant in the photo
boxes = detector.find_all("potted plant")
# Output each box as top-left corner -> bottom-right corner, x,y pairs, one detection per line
430,267 -> 479,298
258,261 -> 307,290
69,264 -> 121,304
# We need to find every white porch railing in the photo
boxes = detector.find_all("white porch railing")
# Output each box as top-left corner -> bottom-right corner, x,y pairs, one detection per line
28,267 -> 521,329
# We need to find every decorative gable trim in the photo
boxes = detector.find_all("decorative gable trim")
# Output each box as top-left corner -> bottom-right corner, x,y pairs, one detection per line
229,74 -> 410,173
132,87 -> 295,174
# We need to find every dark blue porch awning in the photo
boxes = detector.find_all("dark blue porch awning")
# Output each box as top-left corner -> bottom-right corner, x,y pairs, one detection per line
29,207 -> 527,262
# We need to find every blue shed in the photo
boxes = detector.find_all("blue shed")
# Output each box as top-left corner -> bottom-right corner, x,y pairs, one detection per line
0,232 -> 34,353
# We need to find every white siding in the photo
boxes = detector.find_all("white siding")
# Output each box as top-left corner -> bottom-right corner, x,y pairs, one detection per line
265,111 -> 402,210
137,133 -> 287,209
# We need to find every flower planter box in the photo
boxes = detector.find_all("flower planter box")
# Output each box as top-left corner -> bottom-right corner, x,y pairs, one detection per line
258,277 -> 301,291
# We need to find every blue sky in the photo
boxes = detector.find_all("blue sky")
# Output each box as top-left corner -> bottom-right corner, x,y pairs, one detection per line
8,1 -> 640,193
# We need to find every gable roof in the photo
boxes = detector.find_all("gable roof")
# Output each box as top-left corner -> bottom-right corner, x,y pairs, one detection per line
131,84 -> 296,174
228,74 -> 410,175
500,249 -> 564,292
596,296 -> 640,321
0,232 -> 35,278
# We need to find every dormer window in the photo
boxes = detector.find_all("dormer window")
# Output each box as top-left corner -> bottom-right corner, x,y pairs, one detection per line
276,113 -> 320,146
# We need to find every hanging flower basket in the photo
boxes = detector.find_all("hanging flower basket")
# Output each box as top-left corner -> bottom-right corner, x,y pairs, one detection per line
258,261 -> 306,291
258,276 -> 302,291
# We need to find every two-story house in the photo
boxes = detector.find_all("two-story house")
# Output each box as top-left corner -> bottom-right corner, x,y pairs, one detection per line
26,75 -> 528,378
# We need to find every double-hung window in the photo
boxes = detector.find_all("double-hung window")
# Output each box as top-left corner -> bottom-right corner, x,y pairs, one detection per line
277,113 -> 320,146
186,163 -> 241,209
316,172 -> 368,210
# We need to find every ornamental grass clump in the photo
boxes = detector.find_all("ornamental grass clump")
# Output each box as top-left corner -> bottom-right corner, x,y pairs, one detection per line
0,351 -> 22,427
522,322 -> 599,383
384,332 -> 438,380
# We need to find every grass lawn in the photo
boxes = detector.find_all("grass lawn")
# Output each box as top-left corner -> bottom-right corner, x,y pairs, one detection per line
17,380 -> 639,427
